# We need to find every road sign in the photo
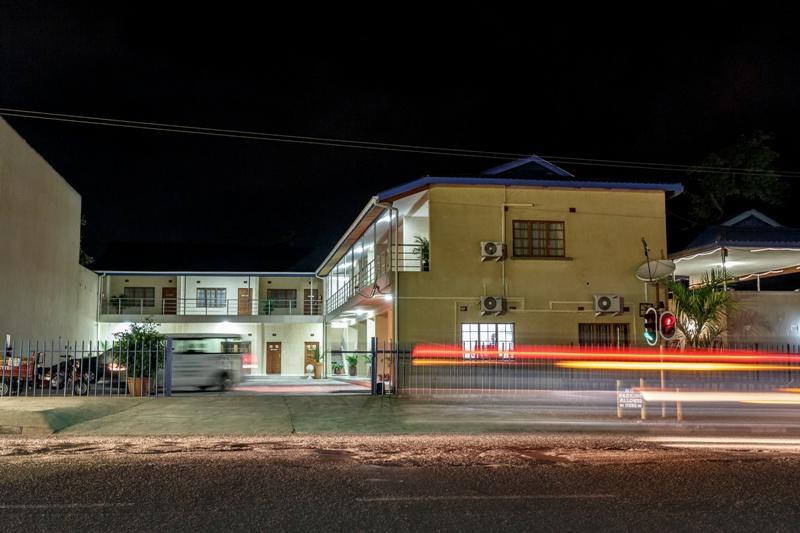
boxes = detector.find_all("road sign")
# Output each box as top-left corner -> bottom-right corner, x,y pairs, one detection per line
617,388 -> 643,409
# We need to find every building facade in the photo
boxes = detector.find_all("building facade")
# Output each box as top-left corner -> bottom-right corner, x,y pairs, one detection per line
96,272 -> 323,375
317,157 -> 683,372
0,118 -> 97,344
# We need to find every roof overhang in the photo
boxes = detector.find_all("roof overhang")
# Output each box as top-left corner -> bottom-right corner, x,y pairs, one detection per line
376,176 -> 683,202
94,271 -> 315,277
315,197 -> 387,277
671,245 -> 800,280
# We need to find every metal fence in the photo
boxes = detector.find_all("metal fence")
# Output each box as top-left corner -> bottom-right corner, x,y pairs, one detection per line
1,338 -> 165,397
393,342 -> 800,396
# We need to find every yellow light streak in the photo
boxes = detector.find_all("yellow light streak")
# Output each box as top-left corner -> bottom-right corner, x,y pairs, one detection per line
555,361 -> 796,372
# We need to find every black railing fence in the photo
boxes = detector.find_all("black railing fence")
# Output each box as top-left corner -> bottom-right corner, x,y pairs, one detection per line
1,338 -> 165,397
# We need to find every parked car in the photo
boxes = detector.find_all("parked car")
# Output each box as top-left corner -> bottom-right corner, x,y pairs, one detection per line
37,349 -> 127,391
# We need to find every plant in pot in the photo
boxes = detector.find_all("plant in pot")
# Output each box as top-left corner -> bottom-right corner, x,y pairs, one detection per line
112,319 -> 165,396
346,354 -> 359,377
331,361 -> 344,375
412,236 -> 430,271
362,354 -> 373,378
311,346 -> 324,379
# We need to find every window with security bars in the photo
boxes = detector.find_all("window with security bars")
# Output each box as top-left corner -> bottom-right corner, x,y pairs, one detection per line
123,287 -> 155,306
267,288 -> 297,309
197,288 -> 226,308
512,220 -> 565,257
461,323 -> 514,358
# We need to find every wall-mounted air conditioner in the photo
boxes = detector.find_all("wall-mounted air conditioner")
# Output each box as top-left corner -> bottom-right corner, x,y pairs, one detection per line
481,241 -> 506,261
480,296 -> 506,315
593,294 -> 623,314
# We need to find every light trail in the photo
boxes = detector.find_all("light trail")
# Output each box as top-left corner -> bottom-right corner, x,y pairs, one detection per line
555,361 -> 796,372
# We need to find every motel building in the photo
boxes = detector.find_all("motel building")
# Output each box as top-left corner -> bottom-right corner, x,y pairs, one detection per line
316,156 -> 683,375
96,272 -> 324,376
93,156 -> 684,379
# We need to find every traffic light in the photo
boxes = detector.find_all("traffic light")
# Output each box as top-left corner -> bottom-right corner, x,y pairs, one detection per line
659,311 -> 677,341
643,307 -> 658,346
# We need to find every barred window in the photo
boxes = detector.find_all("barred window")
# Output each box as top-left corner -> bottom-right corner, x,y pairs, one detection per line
512,220 -> 565,257
123,287 -> 155,306
197,288 -> 226,308
461,323 -> 514,358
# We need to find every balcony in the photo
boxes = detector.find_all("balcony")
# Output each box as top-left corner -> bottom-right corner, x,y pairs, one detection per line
325,244 -> 428,314
101,297 -> 322,320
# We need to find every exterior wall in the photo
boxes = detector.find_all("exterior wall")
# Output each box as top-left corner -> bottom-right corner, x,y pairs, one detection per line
181,275 -> 259,315
262,322 -> 323,375
0,118 -> 98,342
397,185 -> 669,346
728,291 -> 800,345
257,276 -> 321,312
105,275 -> 178,314
97,320 -> 323,376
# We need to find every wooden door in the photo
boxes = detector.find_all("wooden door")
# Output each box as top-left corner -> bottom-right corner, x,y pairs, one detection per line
162,287 -> 177,314
304,341 -> 320,366
304,289 -> 321,315
266,342 -> 282,374
238,288 -> 252,316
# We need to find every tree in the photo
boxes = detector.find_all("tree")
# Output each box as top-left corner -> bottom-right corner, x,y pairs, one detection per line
687,132 -> 786,223
112,319 -> 165,377
663,269 -> 734,348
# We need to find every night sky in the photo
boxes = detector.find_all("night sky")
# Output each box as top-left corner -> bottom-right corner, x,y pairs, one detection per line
2,4 -> 799,271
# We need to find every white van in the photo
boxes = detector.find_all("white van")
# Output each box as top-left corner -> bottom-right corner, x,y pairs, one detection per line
168,334 -> 246,391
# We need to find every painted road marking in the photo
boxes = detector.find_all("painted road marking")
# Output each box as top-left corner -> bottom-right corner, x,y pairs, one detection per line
0,503 -> 135,509
358,494 -> 617,502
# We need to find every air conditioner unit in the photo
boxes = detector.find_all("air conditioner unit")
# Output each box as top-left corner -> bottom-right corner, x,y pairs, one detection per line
481,241 -> 506,261
480,296 -> 506,315
593,294 -> 623,314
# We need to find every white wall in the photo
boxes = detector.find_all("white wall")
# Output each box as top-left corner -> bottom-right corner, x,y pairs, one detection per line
180,275 -> 259,315
0,118 -> 98,343
261,322 -> 323,375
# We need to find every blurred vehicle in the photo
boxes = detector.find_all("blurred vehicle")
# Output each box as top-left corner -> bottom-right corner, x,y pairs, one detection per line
169,334 -> 245,391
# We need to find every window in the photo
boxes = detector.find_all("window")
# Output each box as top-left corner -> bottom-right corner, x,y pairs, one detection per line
512,220 -> 565,257
123,287 -> 155,306
461,323 -> 514,358
266,288 -> 297,309
196,288 -> 226,308
578,323 -> 630,347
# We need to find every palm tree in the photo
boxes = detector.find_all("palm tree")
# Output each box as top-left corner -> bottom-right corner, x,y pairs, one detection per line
663,269 -> 734,348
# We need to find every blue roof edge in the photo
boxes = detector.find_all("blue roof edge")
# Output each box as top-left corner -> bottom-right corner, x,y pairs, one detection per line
481,155 -> 574,178
377,176 -> 684,201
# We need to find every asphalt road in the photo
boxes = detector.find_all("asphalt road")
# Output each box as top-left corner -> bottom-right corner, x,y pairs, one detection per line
2,434 -> 800,532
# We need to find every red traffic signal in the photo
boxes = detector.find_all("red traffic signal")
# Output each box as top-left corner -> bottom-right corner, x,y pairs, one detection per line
659,311 -> 677,340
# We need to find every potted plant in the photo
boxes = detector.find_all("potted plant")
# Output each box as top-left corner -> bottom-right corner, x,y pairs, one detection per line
332,361 -> 344,375
312,346 -> 324,379
112,319 -> 165,396
412,235 -> 430,271
346,354 -> 359,377
362,354 -> 373,378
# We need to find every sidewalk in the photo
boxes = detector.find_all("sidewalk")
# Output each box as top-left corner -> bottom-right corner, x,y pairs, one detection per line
3,393 -> 800,436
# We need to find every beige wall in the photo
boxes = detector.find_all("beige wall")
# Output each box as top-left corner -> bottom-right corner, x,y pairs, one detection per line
105,275 -> 177,313
258,276 -> 321,311
0,118 -> 98,342
397,185 -> 669,345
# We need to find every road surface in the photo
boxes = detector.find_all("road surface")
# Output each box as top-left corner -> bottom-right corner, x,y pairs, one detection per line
2,434 -> 800,531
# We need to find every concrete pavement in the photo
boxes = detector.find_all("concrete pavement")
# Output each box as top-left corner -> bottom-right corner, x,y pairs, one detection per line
4,392 -> 800,436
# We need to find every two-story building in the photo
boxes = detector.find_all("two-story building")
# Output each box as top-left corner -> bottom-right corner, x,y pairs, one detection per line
96,271 -> 323,375
317,156 -> 683,373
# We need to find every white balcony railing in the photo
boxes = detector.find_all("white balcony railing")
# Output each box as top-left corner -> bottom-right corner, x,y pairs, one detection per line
102,297 -> 322,317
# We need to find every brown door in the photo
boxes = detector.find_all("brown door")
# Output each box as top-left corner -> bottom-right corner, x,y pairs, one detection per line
238,288 -> 252,315
304,289 -> 321,315
162,287 -> 177,314
266,342 -> 282,374
304,341 -> 320,366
